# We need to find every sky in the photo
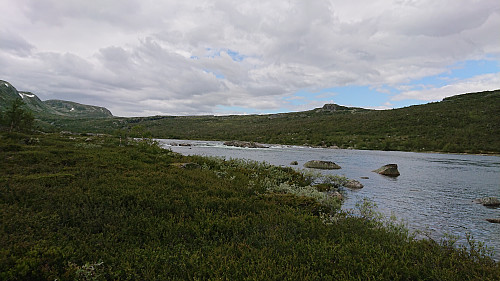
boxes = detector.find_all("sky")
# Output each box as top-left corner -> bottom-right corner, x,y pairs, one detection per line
1,0 -> 499,117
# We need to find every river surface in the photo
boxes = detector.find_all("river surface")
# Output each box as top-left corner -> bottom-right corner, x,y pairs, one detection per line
159,139 -> 500,260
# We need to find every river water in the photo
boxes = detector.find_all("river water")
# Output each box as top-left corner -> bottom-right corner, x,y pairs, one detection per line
159,139 -> 500,260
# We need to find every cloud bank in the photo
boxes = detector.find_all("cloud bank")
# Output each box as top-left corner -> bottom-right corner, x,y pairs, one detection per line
1,0 -> 499,116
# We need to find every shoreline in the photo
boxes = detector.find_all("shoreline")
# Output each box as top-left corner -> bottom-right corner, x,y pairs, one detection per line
161,138 -> 500,157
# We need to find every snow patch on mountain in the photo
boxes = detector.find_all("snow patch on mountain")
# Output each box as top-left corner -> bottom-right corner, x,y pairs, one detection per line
19,92 -> 35,98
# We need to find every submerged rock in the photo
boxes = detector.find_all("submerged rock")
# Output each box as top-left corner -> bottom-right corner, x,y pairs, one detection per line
486,218 -> 500,223
345,179 -> 363,189
474,197 -> 500,207
303,160 -> 341,170
373,164 -> 400,177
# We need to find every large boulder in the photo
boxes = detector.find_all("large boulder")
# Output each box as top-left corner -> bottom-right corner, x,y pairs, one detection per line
373,164 -> 400,177
474,197 -> 500,207
304,160 -> 341,169
345,179 -> 363,189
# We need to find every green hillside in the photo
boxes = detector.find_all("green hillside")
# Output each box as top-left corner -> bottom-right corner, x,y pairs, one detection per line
0,81 -> 27,110
50,89 -> 499,154
2,79 -> 499,153
143,89 -> 499,153
44,99 -> 113,118
0,80 -> 112,118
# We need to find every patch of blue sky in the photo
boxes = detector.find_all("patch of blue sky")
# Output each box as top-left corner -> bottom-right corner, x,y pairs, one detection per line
226,49 -> 246,62
289,86 -> 390,109
389,99 -> 431,109
203,69 -> 225,79
325,86 -> 391,108
215,105 -> 287,115
205,48 -> 247,62
448,58 -> 499,78
289,58 -> 500,110
404,59 -> 500,90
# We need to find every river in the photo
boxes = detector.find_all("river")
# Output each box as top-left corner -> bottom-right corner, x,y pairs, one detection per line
159,139 -> 500,260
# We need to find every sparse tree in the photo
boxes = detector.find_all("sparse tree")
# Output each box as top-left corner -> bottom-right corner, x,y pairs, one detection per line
4,98 -> 34,132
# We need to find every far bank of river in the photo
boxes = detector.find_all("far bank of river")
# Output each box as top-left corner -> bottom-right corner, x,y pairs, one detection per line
159,139 -> 500,260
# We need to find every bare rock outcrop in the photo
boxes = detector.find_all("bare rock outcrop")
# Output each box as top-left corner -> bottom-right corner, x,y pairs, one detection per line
373,164 -> 400,177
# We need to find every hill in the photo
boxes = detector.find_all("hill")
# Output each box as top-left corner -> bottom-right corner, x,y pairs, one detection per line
44,99 -> 113,118
0,80 -> 112,118
2,80 -> 499,153
55,89 -> 498,154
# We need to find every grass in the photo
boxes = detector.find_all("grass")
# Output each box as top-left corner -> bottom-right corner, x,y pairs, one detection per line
1,131 -> 499,280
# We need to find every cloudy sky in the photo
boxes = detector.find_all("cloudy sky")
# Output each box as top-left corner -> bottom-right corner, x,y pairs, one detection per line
1,0 -> 499,116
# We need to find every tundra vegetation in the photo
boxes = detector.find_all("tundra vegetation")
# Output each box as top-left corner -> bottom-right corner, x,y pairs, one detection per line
1,128 -> 499,280
42,89 -> 500,154
2,81 -> 499,154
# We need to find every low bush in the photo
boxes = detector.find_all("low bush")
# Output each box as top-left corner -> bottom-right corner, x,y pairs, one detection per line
1,132 -> 498,280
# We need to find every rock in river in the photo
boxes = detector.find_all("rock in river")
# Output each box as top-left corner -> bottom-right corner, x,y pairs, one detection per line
486,218 -> 500,223
474,197 -> 500,207
373,164 -> 400,177
345,179 -> 363,189
304,160 -> 341,169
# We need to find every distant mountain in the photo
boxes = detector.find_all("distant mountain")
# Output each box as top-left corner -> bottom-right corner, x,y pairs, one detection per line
44,100 -> 113,118
0,80 -> 112,118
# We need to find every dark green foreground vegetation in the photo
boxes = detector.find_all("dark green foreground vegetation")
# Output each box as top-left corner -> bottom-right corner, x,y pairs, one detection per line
1,131 -> 499,280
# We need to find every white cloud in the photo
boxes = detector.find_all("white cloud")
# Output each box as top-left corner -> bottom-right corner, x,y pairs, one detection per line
0,0 -> 499,116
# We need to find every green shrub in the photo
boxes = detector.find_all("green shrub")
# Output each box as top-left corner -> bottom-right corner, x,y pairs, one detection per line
0,133 -> 498,280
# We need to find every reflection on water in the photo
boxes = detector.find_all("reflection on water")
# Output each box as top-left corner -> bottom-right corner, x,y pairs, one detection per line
159,139 -> 500,260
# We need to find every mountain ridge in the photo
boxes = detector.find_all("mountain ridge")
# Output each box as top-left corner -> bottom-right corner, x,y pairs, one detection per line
0,80 -> 113,118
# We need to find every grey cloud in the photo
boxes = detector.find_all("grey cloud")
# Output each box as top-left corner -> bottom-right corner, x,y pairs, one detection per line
23,0 -> 145,29
0,30 -> 34,56
1,0 -> 498,116
383,0 -> 500,37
